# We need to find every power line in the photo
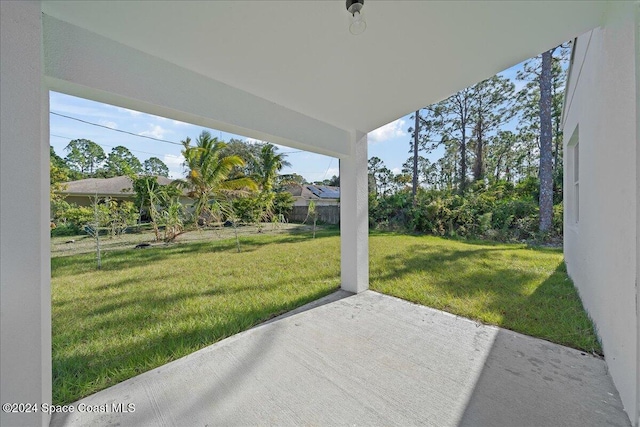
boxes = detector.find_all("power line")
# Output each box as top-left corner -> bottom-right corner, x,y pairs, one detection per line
50,134 -> 171,158
50,111 -> 183,146
321,158 -> 334,180
50,111 -> 309,154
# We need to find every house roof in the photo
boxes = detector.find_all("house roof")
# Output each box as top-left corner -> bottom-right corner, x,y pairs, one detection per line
62,176 -> 176,196
286,184 -> 340,200
307,185 -> 340,200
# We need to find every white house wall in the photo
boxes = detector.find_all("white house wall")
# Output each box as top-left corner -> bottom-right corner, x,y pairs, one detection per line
563,2 -> 639,424
0,1 -> 51,426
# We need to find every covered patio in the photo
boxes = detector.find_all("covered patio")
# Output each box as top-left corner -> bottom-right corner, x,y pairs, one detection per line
1,1 -> 635,426
50,291 -> 629,426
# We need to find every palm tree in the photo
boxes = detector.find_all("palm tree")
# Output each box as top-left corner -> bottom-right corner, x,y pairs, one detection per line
255,144 -> 290,220
179,131 -> 257,225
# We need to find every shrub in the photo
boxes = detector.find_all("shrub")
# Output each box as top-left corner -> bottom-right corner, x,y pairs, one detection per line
369,179 -> 560,243
59,205 -> 94,229
491,199 -> 539,231
552,203 -> 563,236
232,196 -> 262,223
515,176 -> 539,201
273,191 -> 294,217
369,190 -> 411,229
51,223 -> 83,237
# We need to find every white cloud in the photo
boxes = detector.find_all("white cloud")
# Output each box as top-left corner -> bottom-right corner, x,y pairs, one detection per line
139,124 -> 168,139
50,102 -> 104,118
163,154 -> 185,179
163,153 -> 184,167
391,167 -> 402,175
368,118 -> 407,143
245,137 -> 264,144
50,94 -> 119,119
116,106 -> 143,117
154,116 -> 189,127
100,120 -> 118,129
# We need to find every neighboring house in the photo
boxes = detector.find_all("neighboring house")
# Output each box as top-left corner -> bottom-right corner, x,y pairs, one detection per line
287,184 -> 340,207
562,2 -> 638,424
59,175 -> 180,207
285,184 -> 340,224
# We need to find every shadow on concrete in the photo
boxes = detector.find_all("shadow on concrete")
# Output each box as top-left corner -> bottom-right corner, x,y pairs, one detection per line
50,291 -> 631,427
456,328 -> 629,426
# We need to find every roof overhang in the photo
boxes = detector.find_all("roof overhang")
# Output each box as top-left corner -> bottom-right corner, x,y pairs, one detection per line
42,1 -> 608,136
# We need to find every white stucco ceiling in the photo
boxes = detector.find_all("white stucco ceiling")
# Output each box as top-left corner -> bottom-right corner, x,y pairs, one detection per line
42,1 -> 607,134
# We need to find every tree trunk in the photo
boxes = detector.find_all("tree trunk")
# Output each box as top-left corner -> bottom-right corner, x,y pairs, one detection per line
460,128 -> 467,192
539,49 -> 554,233
412,110 -> 420,202
459,95 -> 468,193
473,119 -> 484,181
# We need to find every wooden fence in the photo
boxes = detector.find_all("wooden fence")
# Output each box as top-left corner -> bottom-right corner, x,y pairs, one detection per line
287,205 -> 340,225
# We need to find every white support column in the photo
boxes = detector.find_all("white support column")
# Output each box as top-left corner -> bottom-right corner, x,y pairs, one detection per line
635,3 -> 640,425
1,1 -> 52,426
340,131 -> 369,293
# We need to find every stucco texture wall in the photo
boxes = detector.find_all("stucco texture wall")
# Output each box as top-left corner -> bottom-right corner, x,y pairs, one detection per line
563,2 -> 638,424
0,1 -> 52,426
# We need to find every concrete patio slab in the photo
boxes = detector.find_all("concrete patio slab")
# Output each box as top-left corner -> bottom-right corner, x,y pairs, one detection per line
50,291 -> 630,427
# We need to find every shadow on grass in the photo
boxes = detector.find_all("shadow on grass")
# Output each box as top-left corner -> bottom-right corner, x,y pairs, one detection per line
52,285 -> 339,405
52,231 -> 339,277
88,277 -> 302,320
370,239 -> 600,353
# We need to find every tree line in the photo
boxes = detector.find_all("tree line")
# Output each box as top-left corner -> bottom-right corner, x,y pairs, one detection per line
51,132 -> 297,246
51,140 -> 171,180
369,45 -> 569,241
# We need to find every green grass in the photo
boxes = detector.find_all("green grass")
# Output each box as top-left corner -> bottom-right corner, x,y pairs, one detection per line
52,228 -> 600,405
52,229 -> 340,405
369,232 -> 600,354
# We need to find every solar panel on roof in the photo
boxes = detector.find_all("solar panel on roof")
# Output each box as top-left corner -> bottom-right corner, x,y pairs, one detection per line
307,185 -> 340,199
321,189 -> 340,198
307,186 -> 322,197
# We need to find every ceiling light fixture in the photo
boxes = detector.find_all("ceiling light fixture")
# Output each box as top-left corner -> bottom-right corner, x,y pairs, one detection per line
346,0 -> 366,35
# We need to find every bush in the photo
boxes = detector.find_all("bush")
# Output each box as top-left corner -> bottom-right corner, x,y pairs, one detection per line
369,179 -> 561,243
515,176 -> 539,201
369,190 -> 412,230
273,191 -> 294,217
232,196 -> 262,223
553,203 -> 563,236
53,199 -> 140,238
59,205 -> 94,229
51,223 -> 83,237
491,199 -> 539,230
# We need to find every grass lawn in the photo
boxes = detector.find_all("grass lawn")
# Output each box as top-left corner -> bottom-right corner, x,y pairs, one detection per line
368,232 -> 600,354
51,227 -> 341,405
51,228 -> 599,405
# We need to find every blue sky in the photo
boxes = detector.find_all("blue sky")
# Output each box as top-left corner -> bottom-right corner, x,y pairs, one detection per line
49,62 -> 527,182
